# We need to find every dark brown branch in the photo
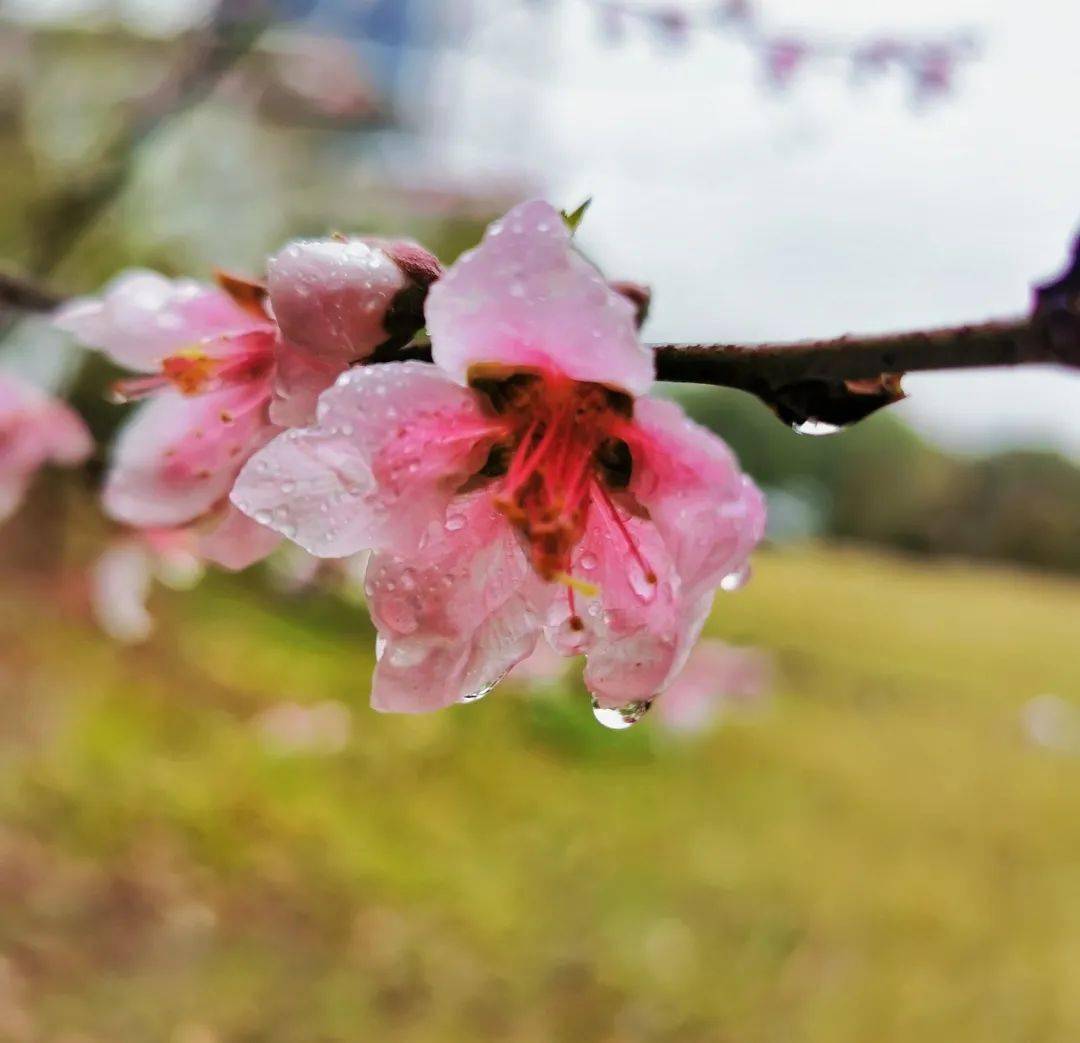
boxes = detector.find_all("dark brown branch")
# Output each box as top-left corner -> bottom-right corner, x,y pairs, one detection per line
652,315 -> 1077,386
0,270 -> 65,315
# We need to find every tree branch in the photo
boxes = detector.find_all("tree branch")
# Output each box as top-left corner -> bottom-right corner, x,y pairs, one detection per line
26,1 -> 269,278
0,270 -> 65,315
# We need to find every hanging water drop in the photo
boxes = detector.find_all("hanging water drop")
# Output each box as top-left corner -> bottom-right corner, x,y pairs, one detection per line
792,419 -> 841,437
460,679 -> 498,704
591,698 -> 652,730
720,562 -> 751,592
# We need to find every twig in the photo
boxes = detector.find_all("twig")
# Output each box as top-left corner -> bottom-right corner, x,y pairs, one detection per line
26,1 -> 270,278
0,270 -> 65,315
651,316 -> 1077,386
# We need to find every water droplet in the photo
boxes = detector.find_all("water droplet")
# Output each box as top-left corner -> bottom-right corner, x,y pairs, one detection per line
579,552 -> 598,571
628,564 -> 656,602
720,562 -> 751,592
339,423 -> 354,437
591,698 -> 652,730
399,568 -> 417,591
445,513 -> 466,532
509,280 -> 526,298
280,480 -> 295,495
460,680 -> 497,704
254,509 -> 272,525
792,419 -> 841,437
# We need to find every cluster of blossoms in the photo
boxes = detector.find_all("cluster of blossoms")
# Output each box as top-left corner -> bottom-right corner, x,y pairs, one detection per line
592,0 -> 975,102
41,200 -> 765,725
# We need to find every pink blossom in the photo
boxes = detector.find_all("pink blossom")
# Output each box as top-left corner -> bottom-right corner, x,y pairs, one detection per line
232,201 -> 765,715
0,370 -> 92,523
56,241 -> 436,567
653,640 -> 773,733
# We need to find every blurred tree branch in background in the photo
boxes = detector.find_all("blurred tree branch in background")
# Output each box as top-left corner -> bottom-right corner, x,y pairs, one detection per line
27,0 -> 269,278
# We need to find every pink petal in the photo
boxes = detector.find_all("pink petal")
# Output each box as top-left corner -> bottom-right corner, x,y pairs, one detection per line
91,539 -> 156,643
0,371 -> 92,521
547,488 -> 703,708
0,473 -> 30,524
231,362 -> 501,558
55,270 -> 263,372
655,640 -> 773,733
269,339 -> 353,428
366,493 -> 548,713
41,399 -> 94,465
426,200 -> 654,394
625,397 -> 766,601
198,502 -> 283,570
267,238 -> 405,365
104,387 -> 275,528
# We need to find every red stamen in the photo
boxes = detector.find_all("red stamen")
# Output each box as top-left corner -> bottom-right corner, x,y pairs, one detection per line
567,585 -> 583,631
594,481 -> 657,585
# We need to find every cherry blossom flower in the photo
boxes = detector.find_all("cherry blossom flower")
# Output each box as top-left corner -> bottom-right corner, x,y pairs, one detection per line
0,369 -> 92,523
55,238 -> 437,568
653,639 -> 772,733
232,200 -> 765,718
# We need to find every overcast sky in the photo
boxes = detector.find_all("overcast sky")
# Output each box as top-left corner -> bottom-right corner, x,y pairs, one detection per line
437,0 -> 1080,458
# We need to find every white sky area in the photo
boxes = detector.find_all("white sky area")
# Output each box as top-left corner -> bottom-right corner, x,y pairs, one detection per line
434,0 -> 1080,459
7,0 -> 1080,458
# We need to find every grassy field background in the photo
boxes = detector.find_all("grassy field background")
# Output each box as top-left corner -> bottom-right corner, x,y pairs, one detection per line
2,544 -> 1080,1042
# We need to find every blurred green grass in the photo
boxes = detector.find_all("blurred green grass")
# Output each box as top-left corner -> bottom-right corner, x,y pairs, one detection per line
2,545 -> 1080,1042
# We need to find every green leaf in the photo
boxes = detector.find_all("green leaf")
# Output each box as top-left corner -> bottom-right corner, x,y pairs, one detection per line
560,197 -> 592,234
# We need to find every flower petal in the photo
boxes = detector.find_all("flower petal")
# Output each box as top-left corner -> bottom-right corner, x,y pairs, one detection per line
655,640 -> 773,733
231,362 -> 501,558
91,539 -> 155,643
547,487 -> 701,708
267,238 -> 405,364
366,493 -> 548,712
104,388 -> 275,528
625,397 -> 766,601
426,200 -> 654,394
40,398 -> 94,465
198,502 -> 283,570
56,270 -> 263,372
269,339 -> 353,428
0,372 -> 92,520
0,473 -> 30,524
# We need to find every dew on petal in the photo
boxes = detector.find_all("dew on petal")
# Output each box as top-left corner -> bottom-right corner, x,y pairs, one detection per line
445,513 -> 466,532
591,698 -> 653,730
628,563 -> 657,603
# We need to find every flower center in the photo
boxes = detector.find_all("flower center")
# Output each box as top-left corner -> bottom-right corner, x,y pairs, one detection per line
111,337 -> 275,404
473,369 -> 652,602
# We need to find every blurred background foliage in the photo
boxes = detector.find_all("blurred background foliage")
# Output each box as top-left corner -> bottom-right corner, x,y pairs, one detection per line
2,3 -> 1080,1042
